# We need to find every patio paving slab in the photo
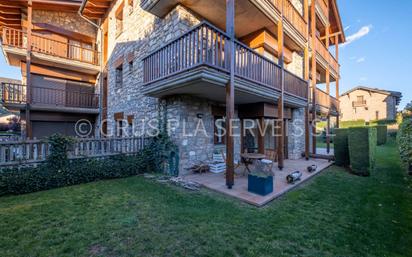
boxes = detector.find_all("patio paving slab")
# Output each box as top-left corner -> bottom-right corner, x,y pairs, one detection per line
184,158 -> 333,207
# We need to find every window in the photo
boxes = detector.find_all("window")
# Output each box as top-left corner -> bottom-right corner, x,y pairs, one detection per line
115,4 -> 124,37
376,111 -> 379,120
115,64 -> 123,87
357,96 -> 364,102
129,60 -> 133,72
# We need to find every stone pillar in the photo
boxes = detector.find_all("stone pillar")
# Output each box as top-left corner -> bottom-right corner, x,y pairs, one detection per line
288,108 -> 305,159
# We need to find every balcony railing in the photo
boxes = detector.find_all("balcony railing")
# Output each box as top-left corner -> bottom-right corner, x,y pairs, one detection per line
315,36 -> 339,73
1,27 -> 99,65
317,0 -> 328,20
314,88 -> 339,112
1,83 -> 99,109
143,22 -> 308,100
273,0 -> 308,38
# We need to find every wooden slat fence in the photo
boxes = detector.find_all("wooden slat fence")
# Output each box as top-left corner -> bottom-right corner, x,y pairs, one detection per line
0,137 -> 149,168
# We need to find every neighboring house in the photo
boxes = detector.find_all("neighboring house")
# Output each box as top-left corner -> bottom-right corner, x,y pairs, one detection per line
1,0 -> 345,175
340,86 -> 402,121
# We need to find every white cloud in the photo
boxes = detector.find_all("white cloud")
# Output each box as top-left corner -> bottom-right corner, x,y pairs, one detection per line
342,25 -> 372,47
344,25 -> 351,31
356,57 -> 366,63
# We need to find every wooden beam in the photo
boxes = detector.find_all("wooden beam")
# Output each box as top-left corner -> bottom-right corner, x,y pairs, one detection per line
304,45 -> 310,160
258,117 -> 265,154
303,0 -> 309,23
335,34 -> 339,98
26,0 -> 32,139
311,0 -> 317,154
277,6 -> 285,170
225,0 -> 235,189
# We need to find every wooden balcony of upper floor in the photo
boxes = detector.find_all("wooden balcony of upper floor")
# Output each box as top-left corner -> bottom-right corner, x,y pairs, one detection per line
142,22 -> 308,107
0,27 -> 100,75
352,100 -> 367,107
1,83 -> 99,114
141,0 -> 308,51
311,35 -> 339,81
311,0 -> 329,26
310,88 -> 339,116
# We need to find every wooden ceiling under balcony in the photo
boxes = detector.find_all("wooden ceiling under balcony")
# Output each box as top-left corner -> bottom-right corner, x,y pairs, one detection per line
0,0 -> 83,30
81,0 -> 112,20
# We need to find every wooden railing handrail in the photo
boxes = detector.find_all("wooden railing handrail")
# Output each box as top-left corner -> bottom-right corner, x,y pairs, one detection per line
273,0 -> 307,38
143,22 -> 309,100
2,26 -> 99,65
0,136 -> 150,167
315,35 -> 339,73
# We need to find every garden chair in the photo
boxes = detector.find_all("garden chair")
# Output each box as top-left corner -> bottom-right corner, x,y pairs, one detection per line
261,149 -> 277,174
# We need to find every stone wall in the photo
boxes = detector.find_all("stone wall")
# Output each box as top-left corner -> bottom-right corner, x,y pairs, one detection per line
32,10 -> 97,37
288,108 -> 305,159
105,4 -> 201,137
286,51 -> 304,78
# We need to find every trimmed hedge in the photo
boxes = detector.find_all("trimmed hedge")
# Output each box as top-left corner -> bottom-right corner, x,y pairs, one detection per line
396,119 -> 412,171
334,128 -> 350,166
348,127 -> 377,176
375,125 -> 388,145
0,154 -> 151,196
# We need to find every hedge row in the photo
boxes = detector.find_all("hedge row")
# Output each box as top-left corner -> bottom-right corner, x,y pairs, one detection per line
348,127 -> 377,176
375,125 -> 388,145
334,128 -> 350,166
0,153 -> 151,196
0,133 -> 179,196
334,127 -> 377,176
396,119 -> 412,172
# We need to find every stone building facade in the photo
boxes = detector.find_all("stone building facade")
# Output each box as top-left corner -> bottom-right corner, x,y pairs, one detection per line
103,2 -> 306,174
340,86 -> 402,121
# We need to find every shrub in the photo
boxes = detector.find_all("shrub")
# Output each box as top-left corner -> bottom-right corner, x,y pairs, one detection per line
397,119 -> 412,171
348,127 -> 377,176
375,125 -> 388,145
0,153 -> 151,196
334,128 -> 350,166
0,133 -> 180,196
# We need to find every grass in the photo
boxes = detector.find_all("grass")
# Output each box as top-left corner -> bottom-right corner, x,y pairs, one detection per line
0,140 -> 411,257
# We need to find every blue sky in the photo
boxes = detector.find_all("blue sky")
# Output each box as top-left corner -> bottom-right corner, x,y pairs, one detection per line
337,0 -> 412,108
1,0 -> 411,108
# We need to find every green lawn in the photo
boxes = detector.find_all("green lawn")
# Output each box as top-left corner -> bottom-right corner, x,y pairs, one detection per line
1,141 -> 411,257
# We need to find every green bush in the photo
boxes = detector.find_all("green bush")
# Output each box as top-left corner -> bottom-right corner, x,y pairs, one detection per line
348,127 -> 377,176
0,133 -> 180,196
0,153 -> 151,196
375,125 -> 388,145
334,128 -> 350,166
396,119 -> 412,171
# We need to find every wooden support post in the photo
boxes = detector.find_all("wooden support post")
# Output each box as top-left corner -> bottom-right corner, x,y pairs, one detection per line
258,117 -> 265,154
225,0 -> 235,189
304,46 -> 310,160
335,34 -> 340,128
277,7 -> 285,170
310,1 -> 317,154
304,0 -> 310,160
240,118 -> 244,154
25,0 -> 33,139
326,25 -> 330,154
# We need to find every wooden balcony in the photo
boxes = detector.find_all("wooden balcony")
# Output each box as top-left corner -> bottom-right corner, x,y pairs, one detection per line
1,27 -> 100,66
273,0 -> 308,39
142,22 -> 308,106
314,36 -> 339,76
316,0 -> 329,21
1,83 -> 99,110
313,88 -> 339,114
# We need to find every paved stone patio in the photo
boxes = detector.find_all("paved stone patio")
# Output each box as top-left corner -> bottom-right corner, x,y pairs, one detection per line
184,158 -> 333,207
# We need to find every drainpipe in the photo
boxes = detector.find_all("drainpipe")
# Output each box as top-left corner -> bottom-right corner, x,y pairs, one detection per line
78,0 -> 104,138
